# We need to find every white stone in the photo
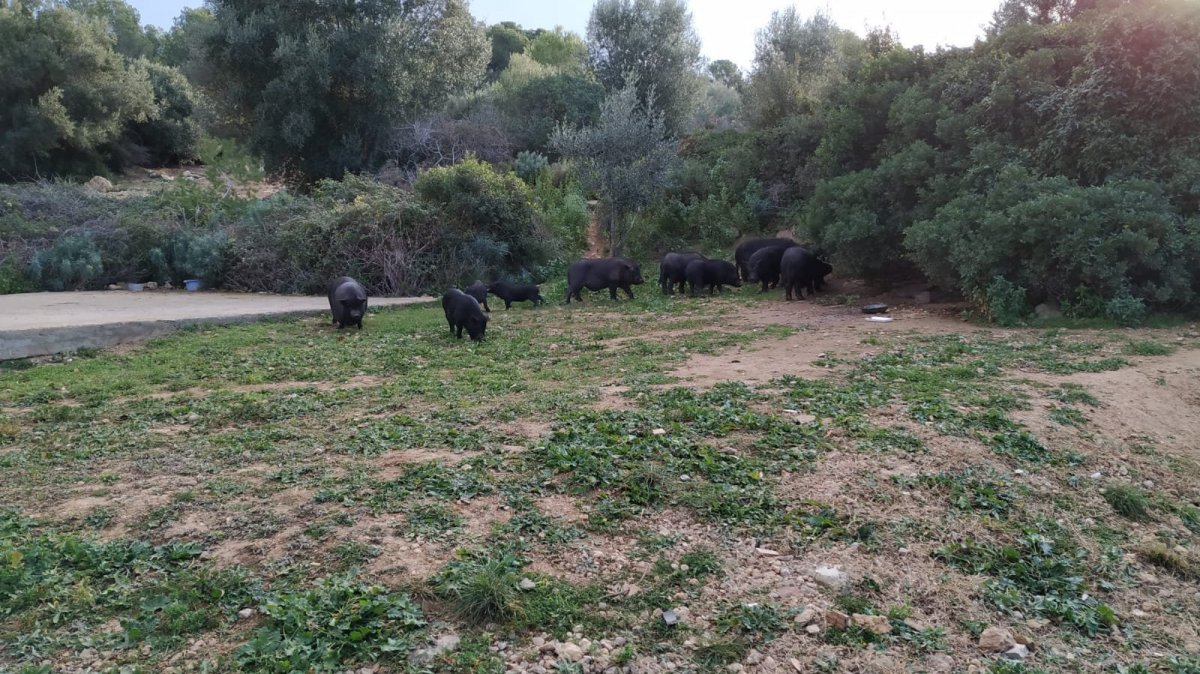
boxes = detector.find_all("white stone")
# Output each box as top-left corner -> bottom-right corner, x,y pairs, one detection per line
812,565 -> 849,589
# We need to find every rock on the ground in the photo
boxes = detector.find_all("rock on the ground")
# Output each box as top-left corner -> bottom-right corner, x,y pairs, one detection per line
812,565 -> 848,590
410,633 -> 461,664
979,626 -> 1016,653
519,578 -> 536,590
85,176 -> 113,191
1003,644 -> 1031,661
557,643 -> 584,662
744,649 -> 763,665
852,613 -> 892,634
236,608 -> 255,620
825,610 -> 850,629
805,624 -> 821,635
794,606 -> 819,626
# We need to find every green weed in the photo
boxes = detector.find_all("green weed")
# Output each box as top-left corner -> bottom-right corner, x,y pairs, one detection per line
236,574 -> 424,671
1103,484 -> 1152,521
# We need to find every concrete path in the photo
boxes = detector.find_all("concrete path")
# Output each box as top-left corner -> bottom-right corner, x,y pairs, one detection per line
0,290 -> 433,360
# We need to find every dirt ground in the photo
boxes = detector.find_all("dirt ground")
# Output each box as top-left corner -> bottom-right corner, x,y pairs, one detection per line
7,287 -> 1200,674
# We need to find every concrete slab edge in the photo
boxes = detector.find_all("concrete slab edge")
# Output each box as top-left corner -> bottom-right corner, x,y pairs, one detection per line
0,301 -> 436,361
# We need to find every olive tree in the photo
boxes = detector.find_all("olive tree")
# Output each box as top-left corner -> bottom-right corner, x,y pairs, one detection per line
205,0 -> 488,181
587,0 -> 702,135
552,82 -> 679,255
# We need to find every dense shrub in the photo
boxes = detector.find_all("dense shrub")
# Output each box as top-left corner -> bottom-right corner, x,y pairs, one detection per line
532,179 -> 589,259
906,166 -> 1200,318
28,234 -> 104,291
415,158 -> 554,280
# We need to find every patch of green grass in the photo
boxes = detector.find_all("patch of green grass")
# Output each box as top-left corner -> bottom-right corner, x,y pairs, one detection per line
431,549 -> 525,625
989,430 -> 1054,463
236,574 -> 424,672
935,530 -> 1118,636
83,506 -> 116,528
0,509 -> 255,656
493,510 -> 585,551
1123,340 -> 1175,356
795,505 -> 879,546
988,662 -> 1050,674
714,603 -> 790,643
1046,384 -> 1100,407
402,502 -> 463,539
918,468 -> 1024,519
1103,484 -> 1152,521
694,638 -> 748,668
1047,405 -> 1088,427
330,540 -> 381,569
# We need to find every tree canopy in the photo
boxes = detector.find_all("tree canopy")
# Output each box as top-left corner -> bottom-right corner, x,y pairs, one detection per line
587,0 -> 703,135
204,0 -> 488,181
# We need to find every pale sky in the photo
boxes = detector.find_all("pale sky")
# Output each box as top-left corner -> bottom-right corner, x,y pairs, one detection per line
130,0 -> 1000,69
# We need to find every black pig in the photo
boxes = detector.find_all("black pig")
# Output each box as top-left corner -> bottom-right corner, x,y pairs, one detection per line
465,280 -> 491,312
779,247 -> 834,301
565,258 -> 644,303
745,246 -> 790,292
327,276 -> 367,329
658,252 -> 705,295
684,259 -> 742,296
442,289 -> 489,341
734,238 -> 799,281
488,280 -> 544,309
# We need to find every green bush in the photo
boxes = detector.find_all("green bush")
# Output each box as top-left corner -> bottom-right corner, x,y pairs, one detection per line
514,151 -> 549,184
0,257 -> 34,294
982,277 -> 1029,327
28,234 -> 104,290
906,166 -> 1198,313
802,141 -> 937,278
415,158 -> 554,281
533,179 -> 589,259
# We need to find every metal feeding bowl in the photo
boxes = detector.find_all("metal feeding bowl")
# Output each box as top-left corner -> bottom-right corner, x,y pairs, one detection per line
862,303 -> 889,314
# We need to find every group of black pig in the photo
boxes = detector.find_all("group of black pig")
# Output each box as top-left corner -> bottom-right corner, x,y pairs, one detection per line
659,238 -> 832,300
444,280 -> 545,342
327,276 -> 543,343
325,239 -> 828,344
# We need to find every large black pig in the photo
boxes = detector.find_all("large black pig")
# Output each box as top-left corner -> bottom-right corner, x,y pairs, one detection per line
327,276 -> 367,329
442,289 -> 489,341
734,238 -> 800,281
488,280 -> 544,309
745,246 -> 789,292
565,257 -> 644,303
658,252 -> 705,295
465,280 -> 491,312
779,247 -> 834,301
684,259 -> 741,296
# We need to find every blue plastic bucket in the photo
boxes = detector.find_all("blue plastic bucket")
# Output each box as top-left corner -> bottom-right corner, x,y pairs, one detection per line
184,279 -> 202,292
